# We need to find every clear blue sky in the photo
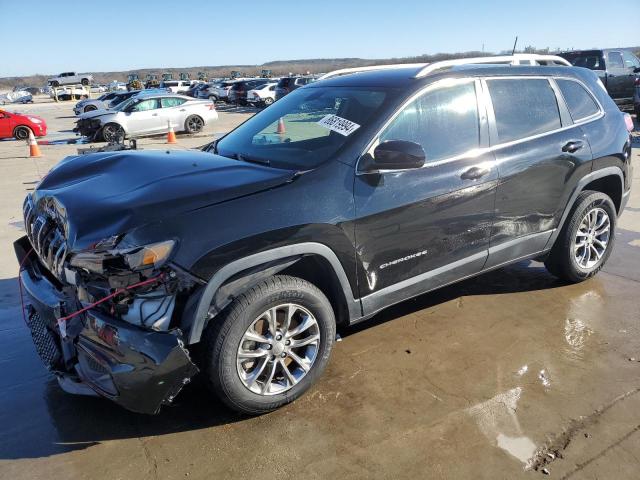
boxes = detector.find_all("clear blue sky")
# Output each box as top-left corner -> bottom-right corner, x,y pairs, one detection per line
0,0 -> 637,77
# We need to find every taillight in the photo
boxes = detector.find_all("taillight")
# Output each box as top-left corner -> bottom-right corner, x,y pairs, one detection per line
623,113 -> 634,132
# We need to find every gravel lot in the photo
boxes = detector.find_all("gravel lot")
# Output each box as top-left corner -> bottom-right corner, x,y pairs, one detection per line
1,98 -> 639,479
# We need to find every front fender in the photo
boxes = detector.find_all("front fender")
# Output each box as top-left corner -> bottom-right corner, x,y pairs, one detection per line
185,242 -> 360,344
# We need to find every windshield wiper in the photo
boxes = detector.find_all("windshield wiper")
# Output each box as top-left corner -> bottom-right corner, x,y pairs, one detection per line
236,153 -> 271,166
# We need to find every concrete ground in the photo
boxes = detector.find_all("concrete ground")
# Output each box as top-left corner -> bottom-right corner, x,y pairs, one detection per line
0,99 -> 639,479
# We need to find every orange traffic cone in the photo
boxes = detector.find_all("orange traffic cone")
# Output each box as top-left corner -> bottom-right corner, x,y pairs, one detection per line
167,121 -> 177,144
28,130 -> 42,158
277,117 -> 286,135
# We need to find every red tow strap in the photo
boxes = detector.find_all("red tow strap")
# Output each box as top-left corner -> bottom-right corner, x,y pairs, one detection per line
18,248 -> 164,328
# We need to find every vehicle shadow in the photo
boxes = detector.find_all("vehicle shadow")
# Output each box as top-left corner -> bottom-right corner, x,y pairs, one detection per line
343,259 -> 566,337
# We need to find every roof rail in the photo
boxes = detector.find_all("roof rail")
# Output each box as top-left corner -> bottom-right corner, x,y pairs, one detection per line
317,63 -> 427,80
413,54 -> 571,78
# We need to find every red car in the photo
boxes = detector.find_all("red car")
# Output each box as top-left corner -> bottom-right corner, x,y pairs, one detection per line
0,109 -> 47,140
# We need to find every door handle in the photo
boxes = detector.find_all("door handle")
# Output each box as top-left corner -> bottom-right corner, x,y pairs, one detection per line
179,109 -> 186,112
562,141 -> 584,153
151,113 -> 158,116
460,166 -> 490,180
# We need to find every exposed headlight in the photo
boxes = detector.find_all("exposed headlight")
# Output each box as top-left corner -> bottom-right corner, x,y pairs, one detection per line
70,240 -> 176,274
28,117 -> 42,124
124,240 -> 176,270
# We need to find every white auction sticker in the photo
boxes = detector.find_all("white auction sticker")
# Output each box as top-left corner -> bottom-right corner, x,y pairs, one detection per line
317,114 -> 360,136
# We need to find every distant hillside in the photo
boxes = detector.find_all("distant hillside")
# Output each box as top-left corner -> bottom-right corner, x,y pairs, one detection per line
2,47 -> 639,91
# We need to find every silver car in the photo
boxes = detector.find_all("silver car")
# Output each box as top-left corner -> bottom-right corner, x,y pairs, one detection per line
75,93 -> 218,142
73,92 -> 122,115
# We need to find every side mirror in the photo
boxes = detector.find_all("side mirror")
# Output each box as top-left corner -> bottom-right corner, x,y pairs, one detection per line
360,140 -> 426,173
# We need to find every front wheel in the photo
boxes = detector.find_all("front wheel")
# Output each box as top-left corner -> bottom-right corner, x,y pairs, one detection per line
81,78 -> 89,86
13,126 -> 33,140
202,275 -> 336,414
263,97 -> 274,106
101,123 -> 125,143
84,105 -> 97,113
545,190 -> 616,282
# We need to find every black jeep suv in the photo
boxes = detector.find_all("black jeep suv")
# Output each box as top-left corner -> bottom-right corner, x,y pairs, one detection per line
16,59 -> 633,415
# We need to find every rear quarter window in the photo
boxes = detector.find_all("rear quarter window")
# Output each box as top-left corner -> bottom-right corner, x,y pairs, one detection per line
487,78 -> 561,143
556,79 -> 600,121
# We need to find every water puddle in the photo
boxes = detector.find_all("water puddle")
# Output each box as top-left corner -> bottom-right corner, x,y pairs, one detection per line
467,387 -> 538,465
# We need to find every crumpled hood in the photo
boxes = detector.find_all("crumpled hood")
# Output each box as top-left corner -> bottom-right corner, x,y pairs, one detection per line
32,150 -> 296,250
78,108 -> 112,120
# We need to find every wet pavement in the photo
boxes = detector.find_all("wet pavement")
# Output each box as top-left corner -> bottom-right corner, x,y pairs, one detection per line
0,102 -> 639,479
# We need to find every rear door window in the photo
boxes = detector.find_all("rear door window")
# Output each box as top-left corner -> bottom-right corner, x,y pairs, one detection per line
161,97 -> 187,108
487,78 -> 561,143
607,52 -> 625,69
556,79 -> 600,121
379,81 -> 480,163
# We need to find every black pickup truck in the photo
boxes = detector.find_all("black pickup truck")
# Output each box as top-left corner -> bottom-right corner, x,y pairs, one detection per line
559,49 -> 640,115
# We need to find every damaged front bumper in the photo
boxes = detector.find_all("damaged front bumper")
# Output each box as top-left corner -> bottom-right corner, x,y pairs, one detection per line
15,236 -> 199,415
74,118 -> 102,141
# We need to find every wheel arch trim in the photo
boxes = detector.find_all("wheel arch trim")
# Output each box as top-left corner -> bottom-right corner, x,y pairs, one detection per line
186,242 -> 359,344
545,166 -> 624,250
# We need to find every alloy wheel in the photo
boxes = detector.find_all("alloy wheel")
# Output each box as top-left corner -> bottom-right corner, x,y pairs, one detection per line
187,116 -> 203,133
574,207 -> 610,269
236,303 -> 321,396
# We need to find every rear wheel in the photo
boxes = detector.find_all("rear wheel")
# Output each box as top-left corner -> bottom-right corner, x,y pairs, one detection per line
185,115 -> 204,134
202,275 -> 336,414
263,97 -> 274,106
13,126 -> 33,140
101,123 -> 125,143
545,191 -> 616,282
81,78 -> 89,86
51,81 -> 60,87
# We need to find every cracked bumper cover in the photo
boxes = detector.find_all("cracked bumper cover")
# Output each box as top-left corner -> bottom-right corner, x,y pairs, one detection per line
15,236 -> 199,415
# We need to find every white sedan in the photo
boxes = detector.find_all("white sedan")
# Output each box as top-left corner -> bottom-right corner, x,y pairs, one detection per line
246,82 -> 278,107
75,93 -> 218,142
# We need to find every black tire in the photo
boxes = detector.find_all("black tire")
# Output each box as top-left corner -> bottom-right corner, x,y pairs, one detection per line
263,97 -> 274,106
185,115 -> 204,134
202,275 -> 336,414
51,81 -> 60,87
81,78 -> 89,86
13,126 -> 33,140
209,95 -> 218,102
101,123 -> 125,143
84,105 -> 97,113
545,190 -> 616,283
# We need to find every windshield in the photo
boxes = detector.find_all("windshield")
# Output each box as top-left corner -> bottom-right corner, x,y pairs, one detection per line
113,97 -> 137,111
215,86 -> 393,170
